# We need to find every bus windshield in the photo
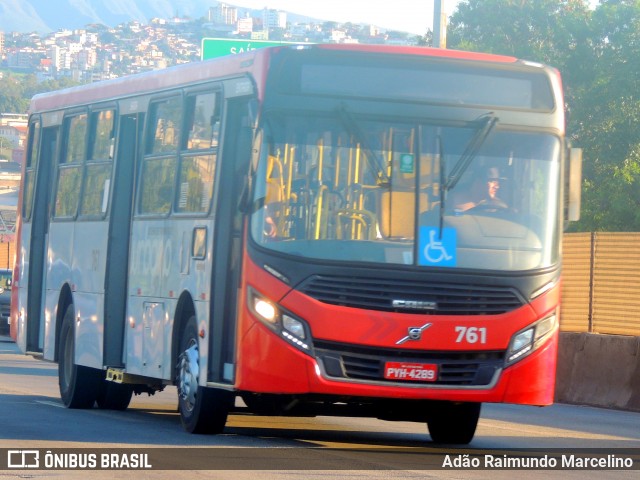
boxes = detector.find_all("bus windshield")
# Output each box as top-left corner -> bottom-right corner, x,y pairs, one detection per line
250,112 -> 561,271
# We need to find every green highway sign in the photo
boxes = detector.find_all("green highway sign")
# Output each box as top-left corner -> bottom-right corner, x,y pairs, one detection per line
201,38 -> 306,60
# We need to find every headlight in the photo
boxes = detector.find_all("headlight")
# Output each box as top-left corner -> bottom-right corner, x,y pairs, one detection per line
248,287 -> 313,354
506,312 -> 557,366
254,298 -> 277,324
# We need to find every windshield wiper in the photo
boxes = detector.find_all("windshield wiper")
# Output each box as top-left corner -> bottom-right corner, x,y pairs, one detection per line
443,113 -> 498,191
437,113 -> 498,237
337,105 -> 390,185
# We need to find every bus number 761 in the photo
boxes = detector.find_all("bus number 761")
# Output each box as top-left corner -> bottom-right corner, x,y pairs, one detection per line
455,326 -> 487,344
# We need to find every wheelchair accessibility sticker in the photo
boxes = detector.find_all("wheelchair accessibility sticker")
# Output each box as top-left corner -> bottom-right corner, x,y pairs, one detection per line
419,227 -> 457,267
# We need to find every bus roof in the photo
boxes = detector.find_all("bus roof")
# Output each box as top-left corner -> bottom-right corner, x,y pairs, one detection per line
29,48 -> 269,114
29,44 -> 522,114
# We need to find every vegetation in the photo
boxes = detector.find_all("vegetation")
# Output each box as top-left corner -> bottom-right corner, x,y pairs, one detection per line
0,72 -> 80,113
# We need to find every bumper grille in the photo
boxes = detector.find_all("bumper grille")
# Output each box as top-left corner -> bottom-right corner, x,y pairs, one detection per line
315,340 -> 504,387
299,275 -> 524,315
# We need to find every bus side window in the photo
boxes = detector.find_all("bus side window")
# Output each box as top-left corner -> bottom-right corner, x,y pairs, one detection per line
54,113 -> 87,218
148,97 -> 182,155
139,97 -> 182,215
185,92 -> 220,150
80,109 -> 115,216
176,92 -> 220,214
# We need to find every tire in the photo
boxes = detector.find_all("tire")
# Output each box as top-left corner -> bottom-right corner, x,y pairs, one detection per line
427,402 -> 481,445
96,378 -> 133,410
176,316 -> 232,434
58,305 -> 102,408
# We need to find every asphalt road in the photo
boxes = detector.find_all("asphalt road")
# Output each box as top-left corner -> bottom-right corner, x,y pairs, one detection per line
1,335 -> 639,479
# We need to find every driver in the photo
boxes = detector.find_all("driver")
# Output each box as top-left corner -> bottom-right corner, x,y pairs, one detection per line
454,167 -> 508,212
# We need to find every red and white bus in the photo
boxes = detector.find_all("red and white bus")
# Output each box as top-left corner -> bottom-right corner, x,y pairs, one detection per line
11,44 -> 581,444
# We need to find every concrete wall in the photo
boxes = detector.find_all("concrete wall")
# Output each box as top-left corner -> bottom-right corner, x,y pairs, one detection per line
556,332 -> 640,411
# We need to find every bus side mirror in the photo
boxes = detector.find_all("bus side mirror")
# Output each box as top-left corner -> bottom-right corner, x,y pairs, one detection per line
567,148 -> 582,222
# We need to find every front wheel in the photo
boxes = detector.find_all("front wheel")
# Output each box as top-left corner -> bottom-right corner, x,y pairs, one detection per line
427,402 -> 481,445
58,305 -> 101,408
176,316 -> 232,433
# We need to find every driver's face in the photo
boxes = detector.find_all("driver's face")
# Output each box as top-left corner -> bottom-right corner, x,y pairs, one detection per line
487,179 -> 500,198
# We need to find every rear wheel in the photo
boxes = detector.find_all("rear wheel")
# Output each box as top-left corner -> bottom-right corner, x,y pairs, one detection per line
427,402 -> 481,445
176,316 -> 231,433
58,305 -> 102,408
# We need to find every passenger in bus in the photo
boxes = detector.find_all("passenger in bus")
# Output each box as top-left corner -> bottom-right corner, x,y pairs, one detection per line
453,167 -> 508,212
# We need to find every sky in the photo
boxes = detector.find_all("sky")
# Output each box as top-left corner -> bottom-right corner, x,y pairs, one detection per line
231,0 -> 461,35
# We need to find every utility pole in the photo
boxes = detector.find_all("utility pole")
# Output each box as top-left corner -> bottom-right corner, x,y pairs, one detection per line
433,0 -> 447,48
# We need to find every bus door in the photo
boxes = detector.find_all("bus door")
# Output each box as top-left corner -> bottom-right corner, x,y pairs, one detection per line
208,95 -> 255,384
26,124 -> 58,353
103,113 -> 142,367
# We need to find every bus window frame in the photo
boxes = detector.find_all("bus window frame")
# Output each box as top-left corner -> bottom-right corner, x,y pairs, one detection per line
136,93 -> 184,218
172,87 -> 223,218
52,109 -> 89,221
76,104 -> 119,221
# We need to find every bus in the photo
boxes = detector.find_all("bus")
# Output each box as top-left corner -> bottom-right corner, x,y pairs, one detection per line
10,44 -> 581,444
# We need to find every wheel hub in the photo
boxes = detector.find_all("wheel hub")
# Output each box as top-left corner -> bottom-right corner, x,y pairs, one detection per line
177,341 -> 199,412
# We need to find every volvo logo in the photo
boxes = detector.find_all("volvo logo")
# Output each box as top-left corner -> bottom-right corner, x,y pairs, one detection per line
392,299 -> 437,311
396,323 -> 432,345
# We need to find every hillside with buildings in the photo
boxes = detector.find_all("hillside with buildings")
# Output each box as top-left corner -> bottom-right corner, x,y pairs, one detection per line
0,3 -> 418,83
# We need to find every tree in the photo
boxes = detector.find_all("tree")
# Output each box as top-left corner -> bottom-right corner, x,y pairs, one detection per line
0,73 -> 82,115
0,74 -> 31,113
568,0 -> 640,230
